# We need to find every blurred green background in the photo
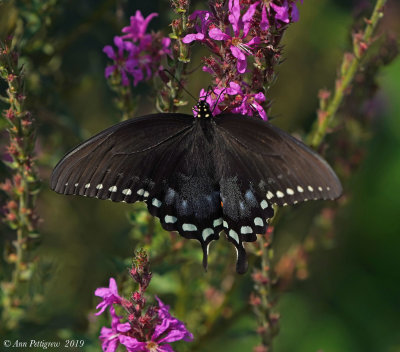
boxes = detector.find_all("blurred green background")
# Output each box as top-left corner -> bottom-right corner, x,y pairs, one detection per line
1,0 -> 400,351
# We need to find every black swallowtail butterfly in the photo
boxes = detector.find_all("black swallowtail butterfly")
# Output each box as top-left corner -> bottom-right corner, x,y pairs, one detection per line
51,100 -> 342,274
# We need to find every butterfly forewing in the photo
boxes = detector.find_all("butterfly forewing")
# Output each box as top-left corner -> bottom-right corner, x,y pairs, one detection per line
214,114 -> 342,207
51,113 -> 194,198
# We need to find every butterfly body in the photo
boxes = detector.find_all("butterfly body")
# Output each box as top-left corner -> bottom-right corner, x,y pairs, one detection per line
51,102 -> 342,273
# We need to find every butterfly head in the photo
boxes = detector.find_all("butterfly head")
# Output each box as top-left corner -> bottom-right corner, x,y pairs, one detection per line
194,100 -> 212,119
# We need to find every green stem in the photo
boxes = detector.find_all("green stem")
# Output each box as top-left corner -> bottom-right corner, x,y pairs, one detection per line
309,0 -> 387,148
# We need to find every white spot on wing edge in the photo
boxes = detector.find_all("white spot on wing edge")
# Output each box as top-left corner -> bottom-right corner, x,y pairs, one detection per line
240,226 -> 253,234
165,215 -> 177,223
286,188 -> 294,195
223,220 -> 228,228
182,223 -> 197,231
308,185 -> 314,192
260,200 -> 268,209
152,198 -> 162,207
213,218 -> 223,227
109,186 -> 117,192
318,186 -> 323,191
267,191 -> 274,199
202,228 -> 214,241
85,183 -> 90,189
254,217 -> 264,227
96,184 -> 103,190
137,189 -> 145,196
122,189 -> 132,195
229,229 -> 239,244
297,186 -> 304,193
276,190 -> 284,198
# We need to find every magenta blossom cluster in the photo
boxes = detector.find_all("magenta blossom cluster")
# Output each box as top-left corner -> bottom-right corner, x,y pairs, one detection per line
183,0 -> 303,120
95,251 -> 193,352
104,11 -> 171,87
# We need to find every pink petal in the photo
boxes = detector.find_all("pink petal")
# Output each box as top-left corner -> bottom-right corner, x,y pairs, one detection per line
182,33 -> 205,43
236,59 -> 247,74
158,329 -> 194,344
291,3 -> 300,22
158,345 -> 174,352
227,81 -> 242,94
243,1 -> 259,36
109,278 -> 118,294
271,1 -> 290,23
261,5 -> 270,31
202,65 -> 213,74
247,36 -> 261,46
254,92 -> 266,103
117,322 -> 132,333
253,102 -> 267,120
119,336 -> 146,351
230,45 -> 246,61
228,0 -> 241,35
189,10 -> 211,21
209,28 -> 230,41
103,46 -> 116,60
143,12 -> 158,31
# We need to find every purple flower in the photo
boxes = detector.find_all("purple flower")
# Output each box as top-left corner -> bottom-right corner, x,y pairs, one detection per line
117,297 -> 193,352
121,11 -> 158,42
270,1 -> 290,23
153,297 -> 193,343
208,0 -> 260,73
226,82 -> 267,120
100,307 -> 132,352
270,0 -> 303,24
103,10 -> 171,87
182,10 -> 212,44
95,269 -> 194,352
95,278 -> 122,315
103,37 -> 136,86
198,82 -> 267,120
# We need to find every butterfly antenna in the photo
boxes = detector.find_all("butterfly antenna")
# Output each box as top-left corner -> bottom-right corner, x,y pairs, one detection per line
162,69 -> 197,103
211,88 -> 227,113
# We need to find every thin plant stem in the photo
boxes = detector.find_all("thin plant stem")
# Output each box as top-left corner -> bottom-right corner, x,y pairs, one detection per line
309,0 -> 387,148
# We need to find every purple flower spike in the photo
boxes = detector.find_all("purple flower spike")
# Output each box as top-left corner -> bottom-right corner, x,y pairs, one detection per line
103,36 -> 135,86
95,278 -> 122,315
117,297 -> 193,352
94,257 -> 194,352
103,11 -> 171,87
208,0 -> 260,73
122,10 -> 158,42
